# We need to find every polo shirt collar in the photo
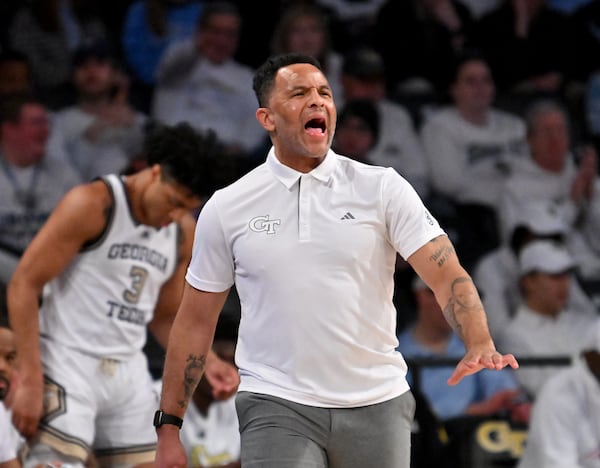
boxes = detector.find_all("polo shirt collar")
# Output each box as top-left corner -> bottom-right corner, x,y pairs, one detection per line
266,146 -> 336,189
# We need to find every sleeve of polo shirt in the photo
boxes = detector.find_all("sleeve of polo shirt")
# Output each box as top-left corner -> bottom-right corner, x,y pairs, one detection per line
382,168 -> 445,260
185,194 -> 235,292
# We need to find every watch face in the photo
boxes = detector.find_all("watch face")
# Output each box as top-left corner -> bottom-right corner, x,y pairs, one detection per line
153,410 -> 163,427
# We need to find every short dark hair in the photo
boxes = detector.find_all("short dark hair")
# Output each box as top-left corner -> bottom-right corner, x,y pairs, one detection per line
252,53 -> 322,107
143,122 -> 227,198
0,93 -> 43,125
449,48 -> 489,85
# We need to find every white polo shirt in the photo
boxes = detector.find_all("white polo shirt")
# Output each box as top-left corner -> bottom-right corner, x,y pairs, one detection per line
186,148 -> 445,408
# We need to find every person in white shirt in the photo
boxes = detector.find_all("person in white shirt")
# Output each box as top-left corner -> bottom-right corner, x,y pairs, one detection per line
499,99 -> 597,237
518,322 -> 600,468
7,123 -> 238,468
155,52 -> 518,468
473,201 -> 596,340
498,240 -> 598,398
152,2 -> 265,158
421,52 -> 527,268
47,40 -> 148,181
421,53 -> 526,212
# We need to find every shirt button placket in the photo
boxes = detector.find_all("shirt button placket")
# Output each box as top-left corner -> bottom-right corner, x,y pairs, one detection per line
299,175 -> 311,242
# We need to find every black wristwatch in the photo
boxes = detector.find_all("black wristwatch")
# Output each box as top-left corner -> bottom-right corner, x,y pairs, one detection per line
153,410 -> 183,429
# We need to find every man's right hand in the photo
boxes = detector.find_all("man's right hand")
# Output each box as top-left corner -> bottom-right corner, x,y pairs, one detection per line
10,379 -> 44,438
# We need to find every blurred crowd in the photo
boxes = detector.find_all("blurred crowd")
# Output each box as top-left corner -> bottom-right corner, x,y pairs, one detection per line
1,0 -> 600,467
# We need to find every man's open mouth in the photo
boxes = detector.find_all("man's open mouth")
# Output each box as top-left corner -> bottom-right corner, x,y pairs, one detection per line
305,117 -> 326,136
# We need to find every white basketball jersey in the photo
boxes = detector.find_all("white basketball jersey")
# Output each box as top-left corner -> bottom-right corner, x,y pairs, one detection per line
39,175 -> 179,360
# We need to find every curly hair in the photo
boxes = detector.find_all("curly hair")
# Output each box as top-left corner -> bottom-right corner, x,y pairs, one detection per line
144,121 -> 228,198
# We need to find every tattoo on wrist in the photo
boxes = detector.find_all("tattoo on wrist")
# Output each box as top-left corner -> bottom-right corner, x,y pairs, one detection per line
177,354 -> 206,408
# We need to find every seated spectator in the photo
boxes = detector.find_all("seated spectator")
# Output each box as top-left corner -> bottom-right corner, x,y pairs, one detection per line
398,277 -> 529,423
332,98 -> 379,164
498,240 -> 599,398
474,201 -> 595,340
270,3 -> 344,103
517,321 -> 600,468
0,50 -> 32,98
340,47 -> 430,198
499,99 -> 597,237
0,94 -> 81,295
7,0 -> 108,109
0,315 -> 24,467
421,52 -> 527,267
121,0 -> 203,88
47,40 -> 148,181
152,1 -> 265,158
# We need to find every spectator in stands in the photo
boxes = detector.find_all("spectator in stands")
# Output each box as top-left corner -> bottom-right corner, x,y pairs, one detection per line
152,1 -> 265,158
0,315 -> 24,468
421,52 -> 527,268
47,40 -> 148,181
0,94 -> 81,296
474,0 -> 576,106
332,98 -> 379,164
498,240 -> 599,398
7,0 -> 108,109
498,99 -> 597,238
122,0 -> 203,87
0,50 -> 32,97
340,47 -> 430,198
518,320 -> 600,468
474,201 -> 596,340
270,3 -> 344,104
371,0 -> 476,100
398,276 -> 529,423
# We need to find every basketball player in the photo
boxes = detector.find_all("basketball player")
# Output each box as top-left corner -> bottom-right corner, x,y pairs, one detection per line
7,123 -> 239,467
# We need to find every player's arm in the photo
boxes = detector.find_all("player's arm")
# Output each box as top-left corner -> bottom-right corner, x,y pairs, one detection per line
6,181 -> 112,437
149,211 -> 196,350
149,212 -> 239,399
156,283 -> 230,468
407,235 -> 518,385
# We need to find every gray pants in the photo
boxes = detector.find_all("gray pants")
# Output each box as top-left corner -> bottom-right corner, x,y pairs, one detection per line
236,391 -> 415,468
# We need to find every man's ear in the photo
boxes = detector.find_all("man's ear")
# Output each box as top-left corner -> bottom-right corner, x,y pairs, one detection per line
150,163 -> 162,180
256,107 -> 275,132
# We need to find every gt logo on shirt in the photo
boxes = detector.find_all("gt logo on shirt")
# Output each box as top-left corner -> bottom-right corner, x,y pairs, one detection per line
249,215 -> 281,234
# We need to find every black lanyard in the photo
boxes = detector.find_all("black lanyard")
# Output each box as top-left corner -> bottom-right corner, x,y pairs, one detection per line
0,157 -> 41,212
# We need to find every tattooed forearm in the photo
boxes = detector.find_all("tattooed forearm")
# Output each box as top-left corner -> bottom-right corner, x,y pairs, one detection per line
442,277 -> 481,339
428,237 -> 456,267
177,354 -> 206,408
